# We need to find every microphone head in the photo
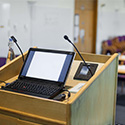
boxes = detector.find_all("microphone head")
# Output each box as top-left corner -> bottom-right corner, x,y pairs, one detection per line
64,35 -> 69,40
11,36 -> 17,43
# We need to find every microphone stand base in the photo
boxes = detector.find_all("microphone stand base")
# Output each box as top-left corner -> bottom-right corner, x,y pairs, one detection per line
74,62 -> 98,81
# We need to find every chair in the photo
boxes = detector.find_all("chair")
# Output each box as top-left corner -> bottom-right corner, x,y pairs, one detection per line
0,57 -> 6,67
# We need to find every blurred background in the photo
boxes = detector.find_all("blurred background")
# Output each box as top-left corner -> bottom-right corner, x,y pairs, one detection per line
0,0 -> 125,57
0,0 -> 125,124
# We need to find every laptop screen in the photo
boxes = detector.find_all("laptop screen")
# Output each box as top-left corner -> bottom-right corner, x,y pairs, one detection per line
20,48 -> 75,83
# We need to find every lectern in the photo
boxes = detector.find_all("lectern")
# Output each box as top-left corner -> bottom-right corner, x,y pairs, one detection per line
0,51 -> 118,125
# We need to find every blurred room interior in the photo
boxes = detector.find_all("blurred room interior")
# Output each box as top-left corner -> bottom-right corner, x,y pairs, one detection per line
0,0 -> 125,124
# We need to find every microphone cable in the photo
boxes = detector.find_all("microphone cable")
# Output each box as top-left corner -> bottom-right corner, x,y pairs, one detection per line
0,80 -> 7,84
63,88 -> 71,99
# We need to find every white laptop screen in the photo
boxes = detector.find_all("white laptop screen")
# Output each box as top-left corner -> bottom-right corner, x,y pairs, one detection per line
20,49 -> 74,83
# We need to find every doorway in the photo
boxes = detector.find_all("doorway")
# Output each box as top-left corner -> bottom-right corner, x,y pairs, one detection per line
74,0 -> 97,53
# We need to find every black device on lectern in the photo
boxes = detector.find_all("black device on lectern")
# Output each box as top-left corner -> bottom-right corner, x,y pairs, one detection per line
64,35 -> 98,81
2,48 -> 75,99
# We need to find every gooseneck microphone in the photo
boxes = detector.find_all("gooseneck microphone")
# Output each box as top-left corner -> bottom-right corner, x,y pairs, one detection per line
64,35 -> 93,76
11,36 -> 24,62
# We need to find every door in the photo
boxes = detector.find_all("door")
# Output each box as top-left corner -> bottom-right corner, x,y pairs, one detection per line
74,0 -> 97,53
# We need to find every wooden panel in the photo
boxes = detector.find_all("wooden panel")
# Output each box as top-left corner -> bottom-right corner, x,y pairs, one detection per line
76,10 -> 95,52
65,60 -> 104,88
0,51 -> 28,82
0,90 -> 66,125
68,54 -> 118,125
0,113 -> 40,125
0,50 -> 118,125
74,52 -> 111,63
75,0 -> 97,53
75,0 -> 96,10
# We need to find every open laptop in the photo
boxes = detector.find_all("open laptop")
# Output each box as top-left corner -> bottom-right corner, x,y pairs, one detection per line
2,48 -> 75,99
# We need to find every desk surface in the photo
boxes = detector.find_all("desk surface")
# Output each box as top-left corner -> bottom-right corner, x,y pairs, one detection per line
0,53 -> 118,125
0,60 -> 104,102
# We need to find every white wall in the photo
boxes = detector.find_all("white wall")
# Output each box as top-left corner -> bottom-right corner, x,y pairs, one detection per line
0,3 -> 10,57
31,0 -> 75,51
10,1 -> 31,55
0,0 -> 75,57
0,0 -> 31,56
96,0 -> 125,54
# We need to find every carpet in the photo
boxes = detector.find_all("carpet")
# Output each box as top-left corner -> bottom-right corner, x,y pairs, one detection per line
117,95 -> 125,106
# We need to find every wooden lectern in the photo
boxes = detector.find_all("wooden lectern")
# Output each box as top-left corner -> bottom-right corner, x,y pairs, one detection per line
0,51 -> 118,125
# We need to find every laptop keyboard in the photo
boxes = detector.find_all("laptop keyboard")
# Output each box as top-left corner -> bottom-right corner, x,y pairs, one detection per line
3,79 -> 62,97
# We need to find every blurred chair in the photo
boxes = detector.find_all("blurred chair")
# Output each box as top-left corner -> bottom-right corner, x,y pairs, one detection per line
0,55 -> 19,68
0,57 -> 6,67
102,35 -> 125,55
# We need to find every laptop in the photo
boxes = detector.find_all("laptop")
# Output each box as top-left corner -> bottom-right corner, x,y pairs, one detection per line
2,48 -> 75,99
